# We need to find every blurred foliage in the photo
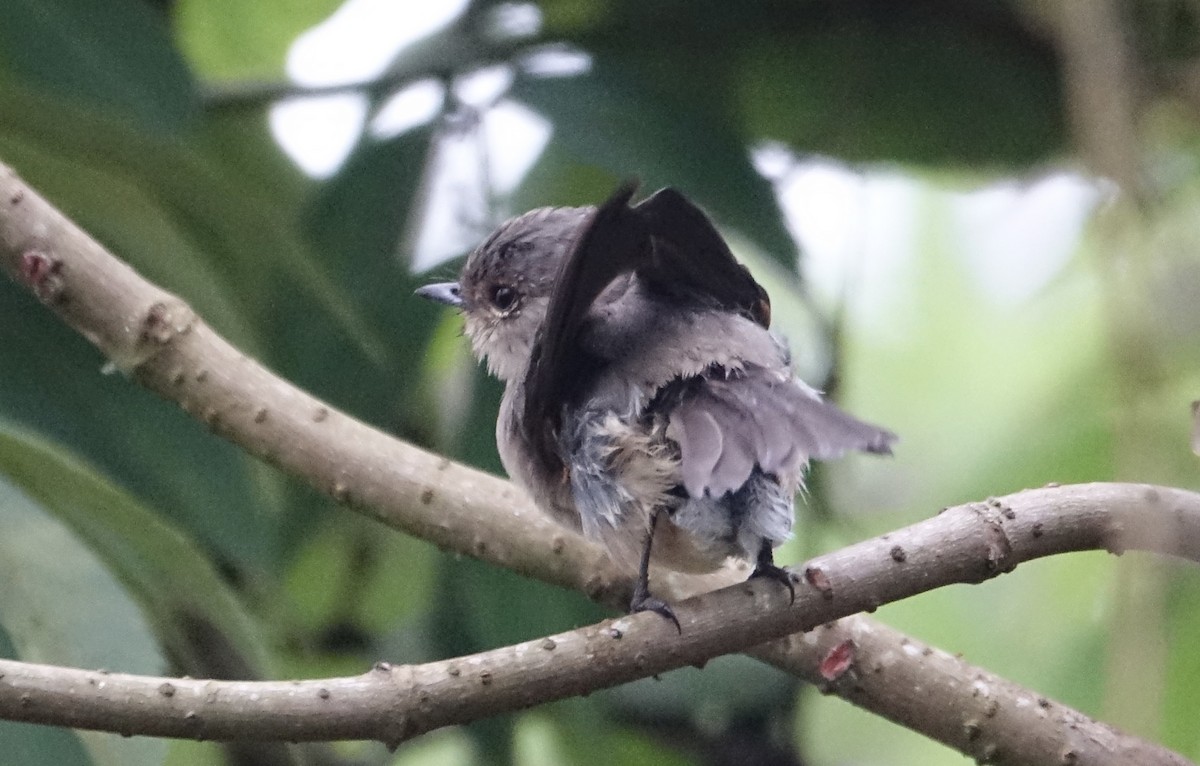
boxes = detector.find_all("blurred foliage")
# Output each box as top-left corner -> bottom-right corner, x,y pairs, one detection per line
0,1 -> 1199,765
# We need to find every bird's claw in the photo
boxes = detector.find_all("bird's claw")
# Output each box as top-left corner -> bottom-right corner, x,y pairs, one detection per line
750,561 -> 796,604
630,591 -> 682,633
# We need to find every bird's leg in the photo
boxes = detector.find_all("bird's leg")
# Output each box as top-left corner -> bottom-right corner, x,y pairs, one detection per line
750,540 -> 796,604
629,509 -> 681,633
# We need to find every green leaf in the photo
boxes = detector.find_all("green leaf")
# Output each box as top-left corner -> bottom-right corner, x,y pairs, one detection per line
0,74 -> 391,565
0,473 -> 167,766
0,425 -> 273,681
283,514 -> 438,642
0,0 -> 198,132
300,128 -> 444,427
0,271 -> 276,571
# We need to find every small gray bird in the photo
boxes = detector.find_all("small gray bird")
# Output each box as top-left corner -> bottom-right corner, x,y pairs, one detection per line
418,183 -> 895,628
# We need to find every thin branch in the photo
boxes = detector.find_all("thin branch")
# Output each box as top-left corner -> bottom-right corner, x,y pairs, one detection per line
0,161 -> 1194,765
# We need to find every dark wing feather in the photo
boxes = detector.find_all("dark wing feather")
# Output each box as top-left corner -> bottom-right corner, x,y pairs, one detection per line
669,367 -> 897,498
634,188 -> 771,327
523,183 -> 786,480
522,182 -> 650,472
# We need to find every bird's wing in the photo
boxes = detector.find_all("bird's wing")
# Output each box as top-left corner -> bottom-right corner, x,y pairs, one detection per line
522,183 -> 775,475
522,182 -> 647,474
523,182 -> 895,494
668,367 -> 897,498
633,187 -> 771,328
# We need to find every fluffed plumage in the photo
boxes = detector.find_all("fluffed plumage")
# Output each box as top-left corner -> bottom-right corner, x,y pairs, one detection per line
417,183 -> 896,623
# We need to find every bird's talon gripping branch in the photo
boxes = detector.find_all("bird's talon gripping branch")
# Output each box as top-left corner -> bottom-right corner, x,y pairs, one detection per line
750,541 -> 798,605
629,591 -> 682,634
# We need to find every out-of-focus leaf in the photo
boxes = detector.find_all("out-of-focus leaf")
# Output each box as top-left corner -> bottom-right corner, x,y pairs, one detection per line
734,6 -> 1064,167
516,707 -> 696,766
380,13 -> 508,87
1164,575 -> 1200,759
588,656 -> 795,766
0,272 -> 275,567
162,740 -> 226,766
301,128 -> 440,425
0,74 -> 391,565
603,654 -> 796,726
510,58 -> 801,271
0,425 -> 272,678
804,688 -> 964,766
508,144 -> 621,214
0,0 -> 198,131
174,0 -> 344,81
537,0 -> 1065,168
0,474 -> 167,766
282,514 -> 438,664
0,725 -> 92,766
192,107 -> 314,210
445,556 -> 607,653
388,729 -> 475,766
0,71 -> 385,367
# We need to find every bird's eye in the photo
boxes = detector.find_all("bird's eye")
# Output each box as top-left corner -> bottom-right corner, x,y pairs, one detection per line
490,285 -> 518,311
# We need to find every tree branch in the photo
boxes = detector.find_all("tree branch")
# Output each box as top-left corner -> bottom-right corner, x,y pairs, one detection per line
0,161 -> 1194,765
0,484 -> 1195,765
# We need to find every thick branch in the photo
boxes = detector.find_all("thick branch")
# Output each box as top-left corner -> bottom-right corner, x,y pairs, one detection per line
0,484 -> 1195,765
0,161 -> 1194,765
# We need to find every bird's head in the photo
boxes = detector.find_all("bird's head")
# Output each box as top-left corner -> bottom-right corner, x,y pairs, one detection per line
417,205 -> 592,382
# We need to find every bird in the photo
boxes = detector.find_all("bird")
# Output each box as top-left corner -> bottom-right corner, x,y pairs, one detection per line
417,182 -> 896,629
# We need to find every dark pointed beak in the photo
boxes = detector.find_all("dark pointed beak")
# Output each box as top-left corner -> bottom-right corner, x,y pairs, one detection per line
415,282 -> 463,308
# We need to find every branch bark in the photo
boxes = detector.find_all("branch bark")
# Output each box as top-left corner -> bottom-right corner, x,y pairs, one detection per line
0,161 -> 1195,765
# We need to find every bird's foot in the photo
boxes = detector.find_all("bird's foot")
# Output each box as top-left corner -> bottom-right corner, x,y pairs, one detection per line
629,508 -> 681,632
630,589 -> 681,633
750,561 -> 797,604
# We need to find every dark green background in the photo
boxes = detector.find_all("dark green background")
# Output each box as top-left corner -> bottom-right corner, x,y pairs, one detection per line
1,1 -> 1199,764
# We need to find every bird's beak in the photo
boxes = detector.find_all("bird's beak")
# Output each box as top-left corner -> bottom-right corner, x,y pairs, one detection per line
415,282 -> 463,308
